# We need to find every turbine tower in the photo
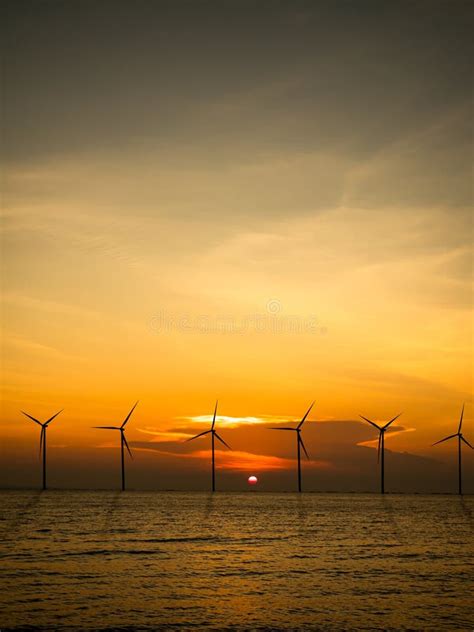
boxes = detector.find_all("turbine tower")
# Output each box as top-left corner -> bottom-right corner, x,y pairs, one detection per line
432,404 -> 472,495
360,412 -> 402,494
93,401 -> 138,491
186,400 -> 231,492
268,401 -> 314,492
21,409 -> 63,490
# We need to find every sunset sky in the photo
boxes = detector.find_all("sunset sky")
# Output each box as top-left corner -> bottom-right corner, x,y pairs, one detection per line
1,0 -> 472,491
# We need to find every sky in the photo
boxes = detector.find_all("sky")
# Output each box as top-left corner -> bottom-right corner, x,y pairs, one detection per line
1,0 -> 472,491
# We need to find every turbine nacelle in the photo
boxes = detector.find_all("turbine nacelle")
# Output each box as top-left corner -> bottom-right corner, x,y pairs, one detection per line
21,409 -> 63,429
92,401 -> 139,460
186,400 -> 232,450
360,412 -> 402,433
432,404 -> 472,449
21,410 -> 63,458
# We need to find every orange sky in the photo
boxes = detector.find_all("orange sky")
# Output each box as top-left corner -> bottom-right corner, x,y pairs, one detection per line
1,1 -> 472,491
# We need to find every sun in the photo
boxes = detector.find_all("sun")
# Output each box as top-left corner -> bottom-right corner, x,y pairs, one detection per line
247,475 -> 258,485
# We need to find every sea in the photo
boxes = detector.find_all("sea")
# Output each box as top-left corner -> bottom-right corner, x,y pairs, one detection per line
0,491 -> 473,630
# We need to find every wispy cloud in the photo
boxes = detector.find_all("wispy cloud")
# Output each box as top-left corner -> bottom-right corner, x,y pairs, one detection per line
2,292 -> 100,319
180,414 -> 290,428
3,333 -> 83,361
357,426 -> 416,449
131,446 -> 330,472
136,428 -> 193,442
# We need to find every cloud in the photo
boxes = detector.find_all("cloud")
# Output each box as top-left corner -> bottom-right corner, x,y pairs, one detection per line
2,333 -> 82,361
178,414 -> 290,428
357,426 -> 417,449
130,445 -> 329,472
2,292 -> 100,319
130,420 -> 421,465
135,428 -> 193,442
3,1 -> 471,166
191,449 -> 302,471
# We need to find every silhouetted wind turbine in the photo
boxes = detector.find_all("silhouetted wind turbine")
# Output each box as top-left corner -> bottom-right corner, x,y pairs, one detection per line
93,401 -> 138,491
186,400 -> 231,492
360,412 -> 402,494
268,401 -> 314,492
432,404 -> 472,495
21,409 -> 63,490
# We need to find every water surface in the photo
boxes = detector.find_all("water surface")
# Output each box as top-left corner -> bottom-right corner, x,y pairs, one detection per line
1,491 -> 472,630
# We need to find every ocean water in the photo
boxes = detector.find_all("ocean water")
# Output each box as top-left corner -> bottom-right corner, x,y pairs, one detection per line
0,491 -> 472,631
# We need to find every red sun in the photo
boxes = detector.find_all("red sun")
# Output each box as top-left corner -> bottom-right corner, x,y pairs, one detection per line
247,475 -> 258,485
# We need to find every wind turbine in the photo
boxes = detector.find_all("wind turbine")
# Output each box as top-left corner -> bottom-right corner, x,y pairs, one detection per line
360,412 -> 402,494
93,401 -> 138,491
186,400 -> 231,492
21,409 -> 63,490
432,404 -> 472,495
268,401 -> 314,492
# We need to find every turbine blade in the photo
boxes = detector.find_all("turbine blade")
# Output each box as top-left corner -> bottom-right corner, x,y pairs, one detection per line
214,432 -> 231,450
299,435 -> 310,460
92,426 -> 120,430
186,430 -> 211,442
45,409 -> 63,425
432,434 -> 457,446
21,411 -> 42,426
122,434 -> 133,459
458,403 -> 465,434
211,400 -> 218,430
121,401 -> 139,428
268,427 -> 296,431
377,433 -> 381,463
461,436 -> 473,449
383,412 -> 402,430
360,415 -> 382,431
298,401 -> 315,429
39,427 -> 44,457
